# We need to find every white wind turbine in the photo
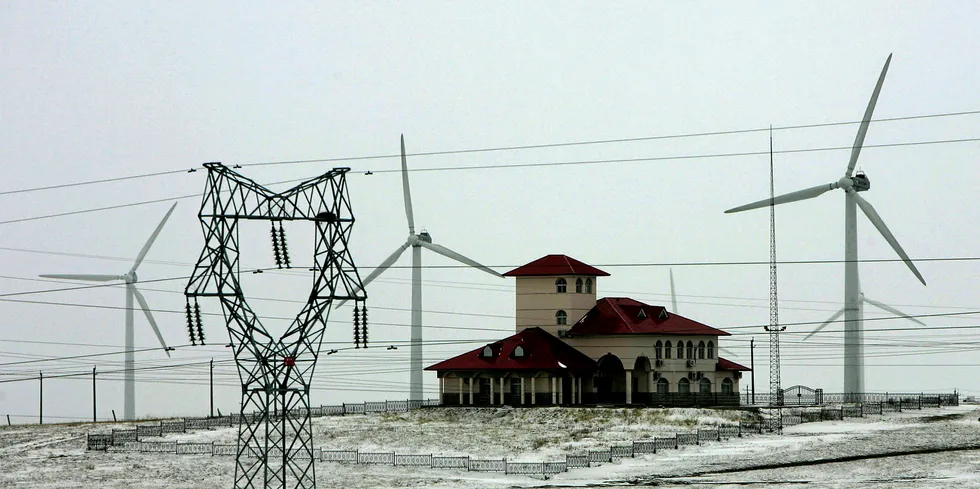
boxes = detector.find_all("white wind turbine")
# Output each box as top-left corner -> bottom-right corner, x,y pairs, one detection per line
725,54 -> 926,394
341,135 -> 503,401
41,202 -> 177,420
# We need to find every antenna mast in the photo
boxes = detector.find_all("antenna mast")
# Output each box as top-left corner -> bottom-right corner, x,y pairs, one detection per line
765,126 -> 785,413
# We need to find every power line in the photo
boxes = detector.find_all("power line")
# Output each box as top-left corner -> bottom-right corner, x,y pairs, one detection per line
4,108 -> 977,196
2,135 -> 978,226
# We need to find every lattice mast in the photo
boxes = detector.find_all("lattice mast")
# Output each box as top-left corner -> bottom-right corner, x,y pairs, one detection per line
185,163 -> 368,489
765,127 -> 785,409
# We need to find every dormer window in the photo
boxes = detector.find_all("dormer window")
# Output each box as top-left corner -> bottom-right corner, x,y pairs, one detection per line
585,278 -> 592,294
637,309 -> 647,319
658,309 -> 669,320
575,278 -> 583,293
555,278 -> 567,293
482,346 -> 494,358
513,345 -> 525,358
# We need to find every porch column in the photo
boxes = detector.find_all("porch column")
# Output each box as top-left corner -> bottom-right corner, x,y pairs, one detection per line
531,376 -> 537,405
577,377 -> 583,404
458,377 -> 463,405
520,377 -> 526,405
551,377 -> 557,405
559,376 -> 564,404
626,370 -> 633,405
571,376 -> 576,405
649,371 -> 655,394
468,378 -> 474,405
489,376 -> 494,405
499,378 -> 505,405
439,377 -> 444,405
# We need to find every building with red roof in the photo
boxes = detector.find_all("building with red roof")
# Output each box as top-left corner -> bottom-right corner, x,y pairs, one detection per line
427,254 -> 749,407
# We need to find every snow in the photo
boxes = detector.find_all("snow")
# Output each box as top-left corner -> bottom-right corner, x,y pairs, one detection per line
2,404 -> 979,488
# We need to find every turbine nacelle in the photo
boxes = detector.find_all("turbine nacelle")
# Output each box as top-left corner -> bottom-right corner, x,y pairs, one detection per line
838,173 -> 870,193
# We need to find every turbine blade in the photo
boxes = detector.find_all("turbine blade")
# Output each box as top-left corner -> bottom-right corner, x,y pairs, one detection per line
334,241 -> 411,309
725,183 -> 837,213
38,274 -> 122,282
852,192 -> 926,285
418,241 -> 502,277
131,202 -> 178,274
401,135 -> 415,234
131,286 -> 170,357
863,296 -> 926,327
846,54 -> 892,177
802,308 -> 845,341
669,268 -> 678,313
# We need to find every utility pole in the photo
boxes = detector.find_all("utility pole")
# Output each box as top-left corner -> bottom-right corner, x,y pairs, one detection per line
210,358 -> 214,418
92,366 -> 97,423
765,126 -> 785,432
39,371 -> 43,425
750,337 -> 756,404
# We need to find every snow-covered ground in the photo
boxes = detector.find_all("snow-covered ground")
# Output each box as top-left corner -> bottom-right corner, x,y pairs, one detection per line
2,404 -> 978,488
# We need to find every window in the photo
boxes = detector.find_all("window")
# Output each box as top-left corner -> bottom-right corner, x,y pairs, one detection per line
722,378 -> 734,394
657,378 -> 669,394
513,345 -> 525,358
555,310 -> 567,325
575,278 -> 583,293
585,278 -> 592,294
698,341 -> 706,360
659,309 -> 669,320
555,278 -> 567,293
655,341 -> 663,360
482,346 -> 494,358
637,309 -> 647,319
707,341 -> 715,359
665,341 -> 672,359
678,378 -> 690,393
686,341 -> 694,360
699,377 -> 711,394
677,341 -> 684,359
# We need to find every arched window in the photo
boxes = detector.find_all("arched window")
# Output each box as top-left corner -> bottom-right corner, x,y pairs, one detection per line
585,278 -> 593,293
678,377 -> 691,393
677,341 -> 684,359
686,341 -> 694,360
698,341 -> 706,360
664,341 -> 672,359
655,341 -> 663,360
699,377 -> 712,394
657,378 -> 669,394
575,278 -> 583,293
482,346 -> 493,358
513,345 -> 525,358
555,278 -> 567,293
555,310 -> 567,325
707,341 -> 715,359
722,378 -> 734,394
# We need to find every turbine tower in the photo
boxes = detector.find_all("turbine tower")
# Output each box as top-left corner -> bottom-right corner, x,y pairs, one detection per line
725,54 -> 926,395
41,202 -> 176,420
340,135 -> 503,401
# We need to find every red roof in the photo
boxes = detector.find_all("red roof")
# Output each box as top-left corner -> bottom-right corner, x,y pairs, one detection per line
567,298 -> 731,336
716,357 -> 751,371
425,327 -> 597,373
504,255 -> 610,277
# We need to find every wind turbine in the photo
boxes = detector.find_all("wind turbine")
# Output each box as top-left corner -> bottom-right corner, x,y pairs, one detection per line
41,202 -> 177,420
725,54 -> 926,394
341,135 -> 503,401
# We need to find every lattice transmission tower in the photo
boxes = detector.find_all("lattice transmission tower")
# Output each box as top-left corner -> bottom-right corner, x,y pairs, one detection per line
765,127 -> 785,411
185,163 -> 368,489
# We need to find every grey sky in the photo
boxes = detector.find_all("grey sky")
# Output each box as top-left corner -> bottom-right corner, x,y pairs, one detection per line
1,2 -> 978,422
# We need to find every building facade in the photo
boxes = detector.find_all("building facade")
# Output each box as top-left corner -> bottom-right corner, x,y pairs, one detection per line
427,255 -> 749,407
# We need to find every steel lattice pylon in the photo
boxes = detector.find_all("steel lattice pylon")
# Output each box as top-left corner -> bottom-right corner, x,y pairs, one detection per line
185,163 -> 367,489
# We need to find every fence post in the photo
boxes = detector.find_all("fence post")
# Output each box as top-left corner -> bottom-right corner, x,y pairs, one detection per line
39,371 -> 43,425
674,434 -> 679,449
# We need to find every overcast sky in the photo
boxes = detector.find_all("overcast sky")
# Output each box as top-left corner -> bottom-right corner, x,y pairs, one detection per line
1,2 -> 978,423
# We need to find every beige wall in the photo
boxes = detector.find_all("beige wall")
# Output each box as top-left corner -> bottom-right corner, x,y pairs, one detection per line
514,275 -> 597,335
566,334 -> 739,393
